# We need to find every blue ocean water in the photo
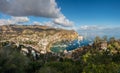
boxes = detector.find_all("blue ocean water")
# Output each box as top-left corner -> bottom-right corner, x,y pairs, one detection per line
51,39 -> 93,52
66,39 -> 93,51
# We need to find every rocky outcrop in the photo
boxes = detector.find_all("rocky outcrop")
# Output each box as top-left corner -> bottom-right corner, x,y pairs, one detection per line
0,25 -> 78,53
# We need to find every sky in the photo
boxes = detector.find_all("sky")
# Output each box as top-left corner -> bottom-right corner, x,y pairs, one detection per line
0,0 -> 120,38
57,0 -> 120,27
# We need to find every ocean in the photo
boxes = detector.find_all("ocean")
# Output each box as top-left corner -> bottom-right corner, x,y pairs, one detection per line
50,39 -> 93,53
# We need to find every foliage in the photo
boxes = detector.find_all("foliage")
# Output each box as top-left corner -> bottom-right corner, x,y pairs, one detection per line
0,46 -> 30,73
1,37 -> 120,73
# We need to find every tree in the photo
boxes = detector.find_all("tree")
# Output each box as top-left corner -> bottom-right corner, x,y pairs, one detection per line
109,37 -> 115,44
94,36 -> 101,44
37,67 -> 59,73
102,35 -> 108,41
0,46 -> 30,73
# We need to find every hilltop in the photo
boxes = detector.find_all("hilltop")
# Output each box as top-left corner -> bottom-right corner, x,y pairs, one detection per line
0,25 -> 78,53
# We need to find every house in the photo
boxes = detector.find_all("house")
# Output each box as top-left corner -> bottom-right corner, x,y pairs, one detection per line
78,36 -> 83,41
100,41 -> 107,50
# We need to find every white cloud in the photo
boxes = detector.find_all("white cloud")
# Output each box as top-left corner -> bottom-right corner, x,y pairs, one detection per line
0,0 -> 60,18
0,17 -> 29,25
53,14 -> 74,27
0,19 -> 17,25
0,19 -> 12,25
11,17 -> 29,23
78,25 -> 103,30
0,0 -> 74,27
33,21 -> 42,25
44,21 -> 59,28
76,25 -> 120,39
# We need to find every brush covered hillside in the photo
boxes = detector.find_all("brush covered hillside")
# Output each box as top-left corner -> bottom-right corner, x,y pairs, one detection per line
0,25 -> 78,53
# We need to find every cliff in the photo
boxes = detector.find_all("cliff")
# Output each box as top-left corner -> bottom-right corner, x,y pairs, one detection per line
0,25 -> 78,53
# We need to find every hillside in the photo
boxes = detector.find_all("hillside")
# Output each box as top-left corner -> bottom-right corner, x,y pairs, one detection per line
0,25 -> 78,53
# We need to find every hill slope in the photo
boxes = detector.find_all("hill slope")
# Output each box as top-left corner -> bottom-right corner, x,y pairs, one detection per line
0,25 -> 78,53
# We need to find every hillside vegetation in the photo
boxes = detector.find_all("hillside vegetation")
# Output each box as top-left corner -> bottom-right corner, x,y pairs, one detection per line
0,25 -> 78,53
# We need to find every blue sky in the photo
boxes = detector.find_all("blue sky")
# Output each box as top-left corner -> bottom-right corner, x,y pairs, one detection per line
0,0 -> 120,27
0,0 -> 120,38
56,0 -> 120,27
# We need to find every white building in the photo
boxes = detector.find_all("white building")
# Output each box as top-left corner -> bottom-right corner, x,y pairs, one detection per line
78,36 -> 83,41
